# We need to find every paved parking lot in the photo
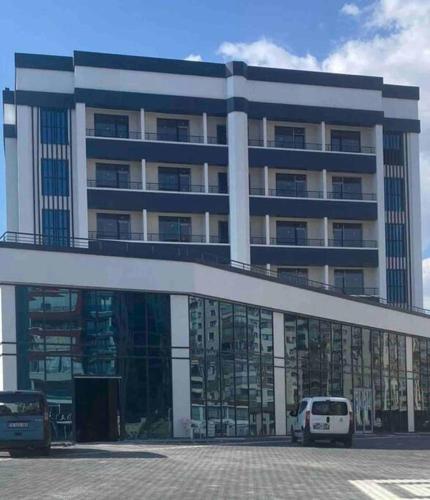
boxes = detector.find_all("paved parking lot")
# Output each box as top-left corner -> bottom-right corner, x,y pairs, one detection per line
1,434 -> 430,499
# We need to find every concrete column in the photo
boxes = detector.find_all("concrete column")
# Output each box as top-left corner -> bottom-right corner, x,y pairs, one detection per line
74,103 -> 89,240
170,295 -> 191,438
323,217 -> 329,246
406,336 -> 415,432
205,212 -> 210,243
203,162 -> 209,193
321,121 -> 326,151
374,125 -> 387,300
16,105 -> 34,234
324,265 -> 330,288
322,169 -> 328,199
263,117 -> 268,147
142,209 -> 148,241
227,110 -> 250,263
4,136 -> 18,232
140,108 -> 145,140
406,133 -> 423,308
264,166 -> 269,196
273,312 -> 286,436
0,285 -> 17,391
266,263 -> 271,274
141,159 -> 146,190
202,113 -> 208,144
265,215 -> 270,245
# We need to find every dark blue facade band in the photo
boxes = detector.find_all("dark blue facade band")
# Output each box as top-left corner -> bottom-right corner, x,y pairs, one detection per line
15,53 -> 74,72
225,61 -> 248,78
87,189 -> 229,214
249,147 -> 376,173
382,84 -> 419,100
86,138 -> 228,165
226,97 -> 248,113
15,90 -> 74,108
383,118 -> 420,133
2,89 -> 15,104
75,88 -> 226,115
251,246 -> 378,267
250,197 -> 377,220
3,124 -> 17,138
74,51 -> 226,78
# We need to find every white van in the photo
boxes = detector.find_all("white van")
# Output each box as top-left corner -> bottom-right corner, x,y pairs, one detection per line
290,397 -> 353,447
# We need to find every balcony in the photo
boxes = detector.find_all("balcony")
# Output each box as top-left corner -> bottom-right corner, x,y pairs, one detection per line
250,187 -> 323,198
88,179 -> 143,190
327,191 -> 376,201
326,143 -> 375,154
250,236 -> 325,246
147,233 -> 205,243
248,138 -> 375,155
86,129 -> 142,140
88,231 -> 144,241
338,287 -> 379,297
328,239 -> 377,248
145,132 -> 225,145
145,183 -> 227,194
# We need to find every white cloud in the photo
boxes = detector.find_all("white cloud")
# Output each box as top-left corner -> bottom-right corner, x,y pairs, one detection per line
217,0 -> 430,261
184,54 -> 202,62
340,3 -> 361,16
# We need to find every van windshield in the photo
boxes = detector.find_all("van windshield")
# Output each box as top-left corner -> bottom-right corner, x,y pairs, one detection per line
0,394 -> 43,417
312,401 -> 348,416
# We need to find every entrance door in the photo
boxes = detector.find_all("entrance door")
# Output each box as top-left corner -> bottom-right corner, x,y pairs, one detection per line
354,387 -> 373,433
74,377 -> 120,442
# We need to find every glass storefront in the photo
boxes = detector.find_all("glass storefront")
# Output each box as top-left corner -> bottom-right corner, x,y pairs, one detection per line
189,297 -> 275,437
15,286 -> 172,440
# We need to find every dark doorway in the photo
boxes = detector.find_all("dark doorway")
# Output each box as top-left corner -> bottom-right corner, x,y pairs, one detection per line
74,377 -> 120,443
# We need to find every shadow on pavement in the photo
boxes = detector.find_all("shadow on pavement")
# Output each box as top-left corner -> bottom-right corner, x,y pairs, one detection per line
1,447 -> 167,460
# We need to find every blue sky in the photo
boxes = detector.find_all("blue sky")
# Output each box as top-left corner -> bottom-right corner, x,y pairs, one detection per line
1,0 -> 428,269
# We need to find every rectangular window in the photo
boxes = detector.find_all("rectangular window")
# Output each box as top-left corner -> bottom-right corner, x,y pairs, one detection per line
41,108 -> 68,145
276,221 -> 307,245
94,114 -> 129,138
387,269 -> 408,304
385,223 -> 406,257
274,126 -> 305,149
95,163 -> 130,189
158,167 -> 191,191
42,209 -> 70,246
334,269 -> 364,295
384,178 -> 405,211
333,223 -> 363,247
217,172 -> 228,194
157,118 -> 190,142
330,130 -> 361,153
159,216 -> 192,242
216,125 -> 227,145
278,268 -> 308,285
383,132 -> 404,165
331,177 -> 362,200
276,173 -> 307,197
96,213 -> 131,240
41,159 -> 69,196
218,221 -> 229,244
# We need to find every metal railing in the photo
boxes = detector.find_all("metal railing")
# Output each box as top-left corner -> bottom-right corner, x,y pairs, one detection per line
146,183 -> 205,193
88,231 -> 144,241
328,239 -> 378,248
248,138 -> 376,155
2,230 -> 430,317
327,191 -> 377,201
87,179 -> 143,190
250,236 -> 325,246
326,143 -> 376,154
147,233 -> 206,243
209,235 -> 229,244
269,188 -> 323,198
86,129 -> 141,140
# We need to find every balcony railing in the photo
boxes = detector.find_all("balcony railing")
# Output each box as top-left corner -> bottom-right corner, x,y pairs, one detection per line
327,191 -> 377,201
86,129 -> 142,140
339,287 -> 379,296
88,231 -> 144,241
147,233 -> 206,243
146,182 -> 206,193
326,144 -> 375,154
87,179 -> 143,190
328,239 -> 378,248
144,132 -> 225,145
209,235 -> 229,244
248,138 -> 375,154
250,236 -> 325,246
269,188 -> 323,198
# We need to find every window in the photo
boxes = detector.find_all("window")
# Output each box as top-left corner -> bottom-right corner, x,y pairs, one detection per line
159,216 -> 192,242
96,163 -> 130,189
311,401 -> 348,416
42,209 -> 70,246
333,223 -> 363,247
384,178 -> 405,211
274,126 -> 305,149
158,167 -> 191,191
385,223 -> 406,257
157,118 -> 190,142
276,221 -> 307,245
278,268 -> 308,285
383,132 -> 404,165
276,173 -> 307,197
41,159 -> 69,196
41,108 -> 68,144
218,221 -> 229,243
96,213 -> 131,240
217,172 -> 228,194
387,269 -> 408,304
334,270 -> 364,295
330,130 -> 361,153
94,114 -> 129,138
332,177 -> 362,200
216,125 -> 227,145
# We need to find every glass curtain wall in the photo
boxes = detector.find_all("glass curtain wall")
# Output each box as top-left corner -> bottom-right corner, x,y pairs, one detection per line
189,297 -> 274,437
15,286 -> 172,441
284,314 -> 409,433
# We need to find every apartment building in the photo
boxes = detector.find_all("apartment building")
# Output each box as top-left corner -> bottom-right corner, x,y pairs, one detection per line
0,51 -> 428,441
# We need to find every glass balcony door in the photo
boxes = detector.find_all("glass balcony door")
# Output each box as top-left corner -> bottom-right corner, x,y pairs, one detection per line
158,167 -> 191,192
96,163 -> 130,189
332,176 -> 362,200
331,130 -> 361,153
96,213 -> 131,240
276,222 -> 307,245
274,126 -> 305,149
276,173 -> 307,197
334,269 -> 364,295
159,216 -> 192,242
333,223 -> 363,247
94,114 -> 129,139
157,118 -> 190,142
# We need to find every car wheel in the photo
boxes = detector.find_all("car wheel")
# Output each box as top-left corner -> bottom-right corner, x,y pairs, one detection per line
291,427 -> 298,443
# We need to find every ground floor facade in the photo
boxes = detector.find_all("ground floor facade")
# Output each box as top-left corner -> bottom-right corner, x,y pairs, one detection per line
2,279 -> 430,441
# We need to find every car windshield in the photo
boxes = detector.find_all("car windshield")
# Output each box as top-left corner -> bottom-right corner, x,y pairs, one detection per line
0,394 -> 43,416
311,401 -> 348,416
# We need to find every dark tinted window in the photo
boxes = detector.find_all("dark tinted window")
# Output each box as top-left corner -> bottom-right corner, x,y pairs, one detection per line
41,159 -> 69,196
0,394 -> 43,416
41,108 -> 68,144
312,400 -> 348,415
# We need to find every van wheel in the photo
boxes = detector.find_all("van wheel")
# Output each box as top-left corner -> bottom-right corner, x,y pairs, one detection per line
343,437 -> 353,448
303,431 -> 313,447
291,427 -> 298,443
